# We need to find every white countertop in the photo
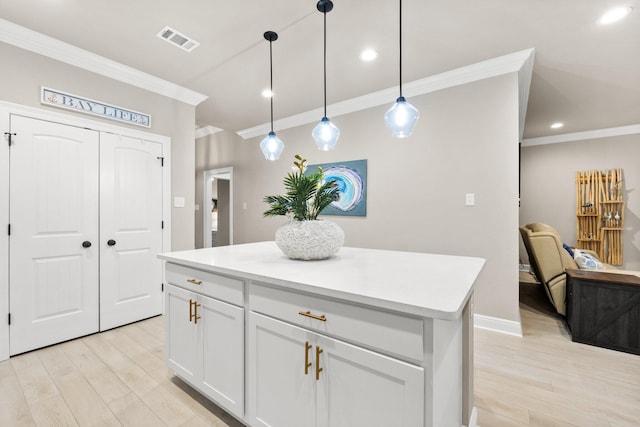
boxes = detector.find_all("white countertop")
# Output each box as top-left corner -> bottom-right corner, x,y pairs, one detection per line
159,242 -> 485,320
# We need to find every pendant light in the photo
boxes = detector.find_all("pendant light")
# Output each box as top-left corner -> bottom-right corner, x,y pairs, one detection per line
384,0 -> 419,138
312,0 -> 340,151
260,31 -> 285,161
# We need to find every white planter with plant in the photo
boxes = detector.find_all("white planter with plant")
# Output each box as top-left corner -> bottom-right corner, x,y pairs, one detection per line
263,155 -> 344,260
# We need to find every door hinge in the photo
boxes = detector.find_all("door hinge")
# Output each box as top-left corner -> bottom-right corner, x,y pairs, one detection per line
4,132 -> 16,146
161,220 -> 164,229
8,313 -> 11,325
7,224 -> 10,236
161,283 -> 164,292
157,156 -> 164,167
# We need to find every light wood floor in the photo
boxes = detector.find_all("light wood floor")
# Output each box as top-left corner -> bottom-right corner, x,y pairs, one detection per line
475,282 -> 640,426
1,283 -> 638,426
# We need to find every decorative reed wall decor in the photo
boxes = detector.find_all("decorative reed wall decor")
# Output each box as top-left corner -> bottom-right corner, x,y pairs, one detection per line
575,168 -> 624,265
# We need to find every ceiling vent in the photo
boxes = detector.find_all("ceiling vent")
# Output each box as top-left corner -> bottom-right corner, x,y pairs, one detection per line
156,26 -> 200,52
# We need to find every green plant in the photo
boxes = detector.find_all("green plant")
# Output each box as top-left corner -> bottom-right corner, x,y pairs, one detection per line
263,155 -> 339,221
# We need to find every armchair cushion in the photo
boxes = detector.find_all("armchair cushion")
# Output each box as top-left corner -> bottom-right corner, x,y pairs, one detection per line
573,249 -> 605,270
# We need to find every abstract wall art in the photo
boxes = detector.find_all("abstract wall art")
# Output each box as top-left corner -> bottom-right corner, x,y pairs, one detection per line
307,159 -> 367,217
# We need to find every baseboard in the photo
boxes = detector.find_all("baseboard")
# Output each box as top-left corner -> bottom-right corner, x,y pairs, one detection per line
474,314 -> 523,337
464,406 -> 479,427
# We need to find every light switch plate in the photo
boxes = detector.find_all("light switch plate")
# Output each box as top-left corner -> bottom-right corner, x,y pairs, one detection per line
174,197 -> 185,208
465,193 -> 475,206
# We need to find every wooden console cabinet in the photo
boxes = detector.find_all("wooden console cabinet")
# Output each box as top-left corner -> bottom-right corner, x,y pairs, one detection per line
566,269 -> 640,355
160,242 -> 485,427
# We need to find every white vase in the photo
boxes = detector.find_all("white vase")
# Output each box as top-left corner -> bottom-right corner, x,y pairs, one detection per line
275,220 -> 344,260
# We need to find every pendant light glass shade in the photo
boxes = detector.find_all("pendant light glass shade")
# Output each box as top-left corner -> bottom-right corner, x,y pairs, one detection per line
386,0 -> 419,138
312,117 -> 340,151
260,31 -> 284,161
313,0 -> 339,151
260,131 -> 285,160
385,96 -> 419,138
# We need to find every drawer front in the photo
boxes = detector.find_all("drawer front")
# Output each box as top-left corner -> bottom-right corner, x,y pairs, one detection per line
166,263 -> 243,306
249,283 -> 423,361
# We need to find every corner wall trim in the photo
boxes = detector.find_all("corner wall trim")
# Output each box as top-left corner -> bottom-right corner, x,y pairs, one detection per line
0,18 -> 208,106
474,314 -> 523,337
464,407 -> 479,427
237,48 -> 535,140
521,123 -> 640,147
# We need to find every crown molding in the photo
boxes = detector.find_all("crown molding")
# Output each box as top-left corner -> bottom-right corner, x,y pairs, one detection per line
521,124 -> 640,147
195,125 -> 224,139
238,48 -> 536,139
0,18 -> 208,106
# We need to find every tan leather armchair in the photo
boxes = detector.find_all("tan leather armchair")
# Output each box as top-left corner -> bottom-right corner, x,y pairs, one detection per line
519,222 -> 617,316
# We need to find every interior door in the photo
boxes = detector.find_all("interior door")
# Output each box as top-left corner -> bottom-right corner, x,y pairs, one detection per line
9,115 -> 99,355
99,133 -> 163,331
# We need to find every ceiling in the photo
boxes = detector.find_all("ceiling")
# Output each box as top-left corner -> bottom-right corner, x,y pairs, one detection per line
0,0 -> 638,140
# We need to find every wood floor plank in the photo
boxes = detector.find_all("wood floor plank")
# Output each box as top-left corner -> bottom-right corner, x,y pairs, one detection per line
139,382 -> 199,427
10,352 -> 60,403
108,391 -> 165,427
26,394 -> 79,427
163,376 -> 244,427
0,360 -> 36,426
83,332 -> 160,397
37,345 -> 121,426
60,339 -> 130,404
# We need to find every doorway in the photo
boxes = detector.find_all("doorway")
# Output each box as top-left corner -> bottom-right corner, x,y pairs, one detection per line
204,167 -> 233,247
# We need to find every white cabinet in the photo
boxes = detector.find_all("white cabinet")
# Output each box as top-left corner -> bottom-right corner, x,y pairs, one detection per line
249,312 -> 315,427
248,311 -> 424,427
165,264 -> 244,419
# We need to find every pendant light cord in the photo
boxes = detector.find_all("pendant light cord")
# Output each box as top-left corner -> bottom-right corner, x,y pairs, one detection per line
269,39 -> 274,133
323,8 -> 327,118
398,0 -> 403,98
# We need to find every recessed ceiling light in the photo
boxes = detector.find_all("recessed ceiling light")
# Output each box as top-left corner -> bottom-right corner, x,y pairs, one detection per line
550,122 -> 564,129
599,6 -> 633,24
360,49 -> 378,62
261,89 -> 273,98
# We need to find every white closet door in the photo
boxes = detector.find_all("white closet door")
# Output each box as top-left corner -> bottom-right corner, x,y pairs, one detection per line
99,133 -> 163,331
9,115 -> 99,355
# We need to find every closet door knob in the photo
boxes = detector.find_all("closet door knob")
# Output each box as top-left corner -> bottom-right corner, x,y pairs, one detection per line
82,241 -> 92,248
107,239 -> 116,246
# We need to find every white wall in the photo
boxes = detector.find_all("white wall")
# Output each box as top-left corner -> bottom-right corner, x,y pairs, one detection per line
195,130 -> 240,248
520,133 -> 640,270
0,42 -> 196,251
198,74 -> 521,325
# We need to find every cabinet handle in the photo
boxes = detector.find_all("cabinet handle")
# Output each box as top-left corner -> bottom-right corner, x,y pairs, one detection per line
315,345 -> 323,381
298,310 -> 327,322
192,301 -> 201,324
304,341 -> 312,375
187,279 -> 203,285
189,299 -> 201,323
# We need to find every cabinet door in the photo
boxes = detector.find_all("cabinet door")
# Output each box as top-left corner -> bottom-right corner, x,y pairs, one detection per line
165,284 -> 198,384
316,335 -> 424,427
200,294 -> 244,418
99,133 -> 163,331
9,115 -> 99,355
249,312 -> 315,427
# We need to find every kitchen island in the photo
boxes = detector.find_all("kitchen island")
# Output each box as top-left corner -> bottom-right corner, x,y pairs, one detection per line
159,241 -> 485,427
